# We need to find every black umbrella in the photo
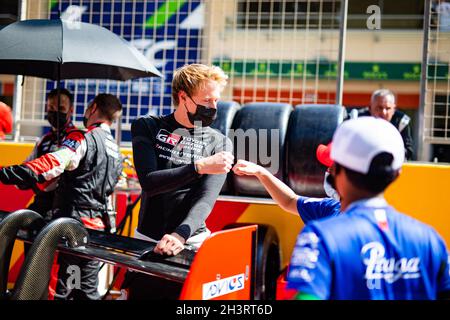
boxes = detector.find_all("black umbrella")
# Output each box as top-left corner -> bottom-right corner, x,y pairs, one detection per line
0,18 -> 162,80
0,18 -> 162,143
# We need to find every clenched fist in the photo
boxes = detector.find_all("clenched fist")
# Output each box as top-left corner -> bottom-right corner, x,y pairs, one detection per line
232,159 -> 265,177
194,151 -> 234,175
154,233 -> 185,256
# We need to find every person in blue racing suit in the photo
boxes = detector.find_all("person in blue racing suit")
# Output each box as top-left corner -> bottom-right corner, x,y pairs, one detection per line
286,117 -> 450,300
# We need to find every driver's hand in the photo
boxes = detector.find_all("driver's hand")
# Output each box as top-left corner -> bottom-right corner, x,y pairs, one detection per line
153,233 -> 185,256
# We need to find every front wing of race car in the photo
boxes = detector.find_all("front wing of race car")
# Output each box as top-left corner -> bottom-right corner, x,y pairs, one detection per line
0,211 -> 257,300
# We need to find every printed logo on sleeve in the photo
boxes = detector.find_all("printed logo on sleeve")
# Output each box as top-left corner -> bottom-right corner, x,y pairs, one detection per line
288,232 -> 321,283
62,131 -> 84,151
62,139 -> 80,151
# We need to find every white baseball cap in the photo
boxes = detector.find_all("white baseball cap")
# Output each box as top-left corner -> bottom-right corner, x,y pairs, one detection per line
330,117 -> 405,174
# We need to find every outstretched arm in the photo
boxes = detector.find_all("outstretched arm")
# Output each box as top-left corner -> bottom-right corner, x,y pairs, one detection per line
233,159 -> 299,215
0,130 -> 86,188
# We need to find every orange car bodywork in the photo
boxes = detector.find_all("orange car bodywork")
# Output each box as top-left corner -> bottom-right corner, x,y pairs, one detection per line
180,225 -> 257,300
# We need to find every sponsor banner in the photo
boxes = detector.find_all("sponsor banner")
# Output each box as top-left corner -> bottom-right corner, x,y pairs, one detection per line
215,60 -> 449,81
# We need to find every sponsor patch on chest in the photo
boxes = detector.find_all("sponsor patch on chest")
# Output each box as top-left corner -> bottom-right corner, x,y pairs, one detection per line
156,129 -> 182,146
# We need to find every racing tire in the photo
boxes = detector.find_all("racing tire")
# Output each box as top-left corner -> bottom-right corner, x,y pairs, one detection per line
230,102 -> 292,197
210,101 -> 241,195
286,104 -> 344,197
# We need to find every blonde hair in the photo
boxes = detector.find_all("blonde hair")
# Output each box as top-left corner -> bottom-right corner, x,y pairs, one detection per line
172,64 -> 228,106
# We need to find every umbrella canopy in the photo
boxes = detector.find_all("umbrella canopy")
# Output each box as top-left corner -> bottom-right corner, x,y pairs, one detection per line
0,19 -> 162,81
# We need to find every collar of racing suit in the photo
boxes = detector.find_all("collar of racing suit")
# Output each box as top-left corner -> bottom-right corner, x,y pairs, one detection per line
86,122 -> 111,133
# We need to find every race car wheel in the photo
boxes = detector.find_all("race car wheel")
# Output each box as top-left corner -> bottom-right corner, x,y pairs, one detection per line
223,223 -> 281,300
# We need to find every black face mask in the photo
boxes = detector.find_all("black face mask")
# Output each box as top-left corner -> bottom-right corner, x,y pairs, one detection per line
185,95 -> 217,127
47,111 -> 68,130
323,171 -> 340,201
